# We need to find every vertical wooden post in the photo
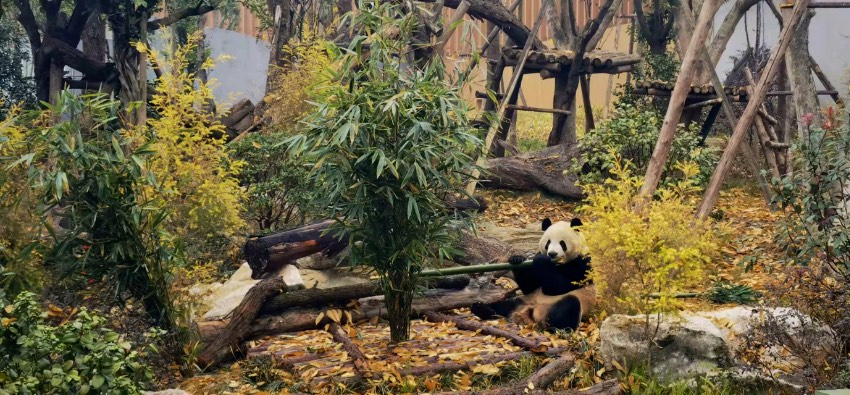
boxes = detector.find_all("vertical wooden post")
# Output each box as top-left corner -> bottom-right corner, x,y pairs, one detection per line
638,0 -> 719,201
696,0 -> 813,220
743,67 -> 781,180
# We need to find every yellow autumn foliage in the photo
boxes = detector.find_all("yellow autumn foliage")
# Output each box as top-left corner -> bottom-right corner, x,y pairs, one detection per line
263,30 -> 332,129
136,34 -> 246,257
580,155 -> 726,315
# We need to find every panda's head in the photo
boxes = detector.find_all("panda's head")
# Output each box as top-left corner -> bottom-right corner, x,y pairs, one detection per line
538,218 -> 588,263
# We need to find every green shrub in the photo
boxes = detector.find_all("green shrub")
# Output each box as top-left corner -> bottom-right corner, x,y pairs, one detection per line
230,132 -> 319,233
9,92 -> 183,327
0,291 -> 153,394
572,102 -> 717,187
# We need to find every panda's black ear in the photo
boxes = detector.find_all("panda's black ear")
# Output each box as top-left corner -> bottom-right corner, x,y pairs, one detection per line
541,218 -> 552,231
570,218 -> 583,228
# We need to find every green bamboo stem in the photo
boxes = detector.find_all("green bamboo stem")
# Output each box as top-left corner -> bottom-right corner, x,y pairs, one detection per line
420,260 -> 533,278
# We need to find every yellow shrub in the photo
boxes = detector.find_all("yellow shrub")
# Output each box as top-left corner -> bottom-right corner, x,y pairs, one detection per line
579,156 -> 725,314
263,30 -> 331,129
136,34 -> 246,257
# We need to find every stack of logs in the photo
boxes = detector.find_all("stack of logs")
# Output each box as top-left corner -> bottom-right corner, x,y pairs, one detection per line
501,48 -> 641,75
219,98 -> 262,141
632,80 -> 749,100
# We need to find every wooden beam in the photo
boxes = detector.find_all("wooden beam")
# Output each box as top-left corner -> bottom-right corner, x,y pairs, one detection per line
745,68 -> 782,179
683,98 -> 722,110
677,0 -> 774,208
808,55 -> 845,106
697,0 -> 812,220
765,90 -> 839,96
638,0 -> 720,201
466,0 -> 550,195
507,104 -> 572,115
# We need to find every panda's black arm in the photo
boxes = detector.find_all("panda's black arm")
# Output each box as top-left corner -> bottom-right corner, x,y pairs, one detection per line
509,254 -> 541,295
538,255 -> 593,295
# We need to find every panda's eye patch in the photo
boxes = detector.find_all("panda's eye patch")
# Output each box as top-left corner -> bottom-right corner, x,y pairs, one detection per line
545,240 -> 550,250
560,241 -> 568,252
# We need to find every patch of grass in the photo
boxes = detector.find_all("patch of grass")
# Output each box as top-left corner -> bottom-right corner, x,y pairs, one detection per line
621,363 -> 776,395
513,105 -> 604,153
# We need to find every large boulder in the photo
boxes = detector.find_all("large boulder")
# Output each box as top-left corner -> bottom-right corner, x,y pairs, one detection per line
599,307 -> 835,388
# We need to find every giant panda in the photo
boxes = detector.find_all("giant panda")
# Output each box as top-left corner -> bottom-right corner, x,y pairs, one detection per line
471,218 -> 596,331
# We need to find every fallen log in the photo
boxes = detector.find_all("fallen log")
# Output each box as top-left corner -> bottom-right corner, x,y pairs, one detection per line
259,275 -> 471,315
436,353 -> 579,395
196,277 -> 303,369
423,311 -> 546,351
481,144 -> 583,199
196,282 -> 515,343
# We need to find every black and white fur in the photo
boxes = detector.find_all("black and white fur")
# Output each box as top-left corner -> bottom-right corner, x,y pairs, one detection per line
471,218 -> 595,330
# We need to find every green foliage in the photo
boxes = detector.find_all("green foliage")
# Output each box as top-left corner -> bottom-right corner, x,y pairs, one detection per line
771,108 -> 850,276
10,91 -> 182,327
573,102 -> 718,187
139,33 -> 246,261
0,106 -> 44,297
580,157 -> 725,315
287,2 -> 482,341
0,21 -> 35,117
621,363 -> 773,394
706,282 -> 761,305
0,291 -> 153,394
231,132 -> 319,233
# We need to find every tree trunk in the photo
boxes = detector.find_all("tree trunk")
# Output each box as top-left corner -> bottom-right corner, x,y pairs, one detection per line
81,14 -> 107,62
110,8 -> 148,126
784,9 -> 818,139
548,73 -> 578,146
385,266 -> 415,342
265,0 -> 293,94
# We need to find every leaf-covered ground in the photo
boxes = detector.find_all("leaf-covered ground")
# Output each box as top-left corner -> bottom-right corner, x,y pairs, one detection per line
180,187 -> 786,394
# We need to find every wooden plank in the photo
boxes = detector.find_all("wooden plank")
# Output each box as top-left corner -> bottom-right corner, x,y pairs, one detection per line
507,104 -> 572,115
697,0 -> 813,219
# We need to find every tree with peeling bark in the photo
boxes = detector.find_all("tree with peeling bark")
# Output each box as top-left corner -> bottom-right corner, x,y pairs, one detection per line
285,2 -> 482,342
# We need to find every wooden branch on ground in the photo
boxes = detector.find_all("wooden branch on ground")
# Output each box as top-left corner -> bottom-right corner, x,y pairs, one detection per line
433,0 -> 471,56
327,323 -> 370,374
196,277 -> 303,369
423,311 -> 547,351
438,353 -> 577,395
697,0 -> 813,219
196,282 -> 516,343
466,0 -> 551,196
259,276 -> 471,315
638,0 -> 720,201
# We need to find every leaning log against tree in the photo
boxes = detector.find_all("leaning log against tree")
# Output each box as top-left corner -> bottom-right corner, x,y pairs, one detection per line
480,143 -> 583,199
195,281 -> 515,352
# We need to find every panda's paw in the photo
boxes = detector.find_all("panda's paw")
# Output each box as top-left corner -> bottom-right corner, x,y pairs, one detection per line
508,255 -> 527,265
470,302 -> 496,320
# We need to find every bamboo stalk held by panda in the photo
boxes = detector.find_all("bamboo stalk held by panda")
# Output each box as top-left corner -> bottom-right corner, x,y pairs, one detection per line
419,261 -> 534,277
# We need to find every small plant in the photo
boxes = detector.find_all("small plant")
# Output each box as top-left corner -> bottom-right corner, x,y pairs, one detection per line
0,291 -> 153,394
287,2 -> 481,342
230,132 -> 319,233
705,282 -> 761,305
572,102 -> 717,187
580,157 -> 725,316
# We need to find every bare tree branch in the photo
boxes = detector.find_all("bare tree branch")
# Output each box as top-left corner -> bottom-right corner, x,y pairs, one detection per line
14,0 -> 42,50
633,0 -> 652,42
149,0 -> 221,31
587,0 -> 624,49
65,0 -> 95,46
